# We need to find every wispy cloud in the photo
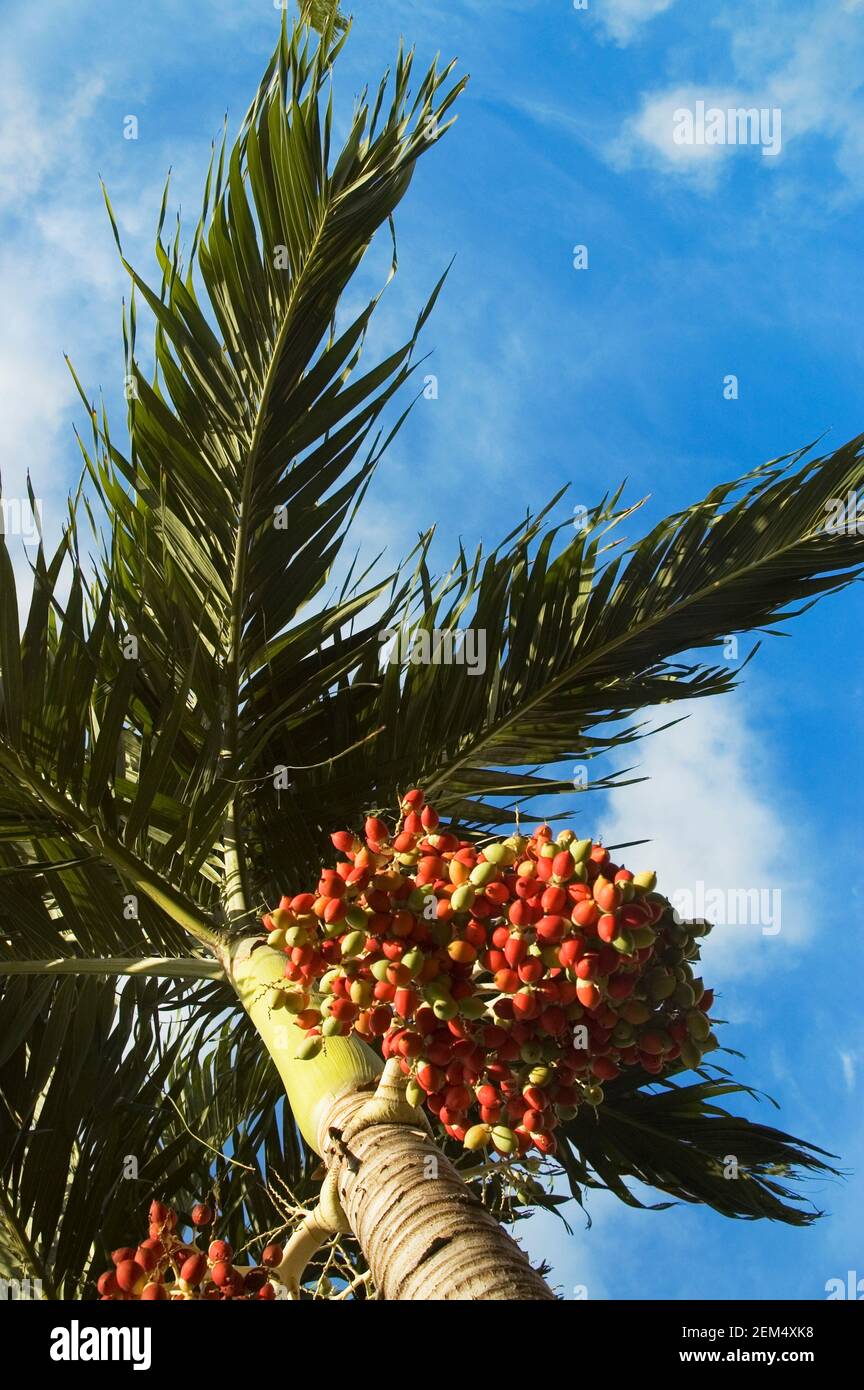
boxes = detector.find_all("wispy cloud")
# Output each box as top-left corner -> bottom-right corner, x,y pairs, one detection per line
591,0 -> 677,45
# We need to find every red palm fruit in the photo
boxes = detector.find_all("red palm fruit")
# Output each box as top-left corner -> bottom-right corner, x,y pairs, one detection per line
115,1260 -> 148,1296
290,893 -> 316,915
257,1282 -> 276,1300
535,856 -> 554,882
420,806 -> 440,829
382,940 -> 405,962
572,899 -> 600,929
576,979 -> 600,1009
135,1244 -> 159,1273
368,1005 -> 392,1035
439,1106 -> 466,1127
445,1084 -> 473,1111
393,987 -> 417,1019
191,1202 -> 214,1227
111,1247 -> 137,1266
522,1108 -> 544,1133
532,1131 -> 557,1156
482,948 -> 507,973
552,850 -> 573,881
558,938 -> 583,969
391,910 -> 415,937
594,882 -> 619,913
485,881 -> 512,906
319,870 -> 346,897
508,899 -> 536,929
417,1063 -> 445,1093
323,898 -> 346,925
295,1008 -> 320,1030
392,831 -> 416,853
495,1033 -> 520,1060
261,1243 -> 283,1269
638,1031 -> 667,1055
597,913 -> 618,943
210,1260 -> 234,1288
591,1056 -> 620,1081
426,1041 -> 453,1066
575,955 -> 597,980
97,1270 -> 119,1296
403,811 -> 423,834
365,817 -> 389,844
397,1032 -> 423,1059
494,968 -> 520,994
699,989 -> 715,1012
491,924 -> 511,948
401,788 -> 425,811
493,997 -> 515,1021
640,1054 -> 664,1073
536,914 -> 566,944
464,920 -> 487,949
330,998 -> 359,1024
541,885 -> 568,914
512,991 -> 538,1020
448,940 -> 477,965
481,1024 -> 508,1049
514,875 -> 536,901
140,1282 -> 168,1300
523,1085 -> 548,1111
180,1252 -> 208,1285
480,1103 -> 502,1123
475,1082 -> 499,1107
331,830 -> 358,854
208,1239 -> 233,1264
504,935 -> 528,967
607,973 -> 636,1000
590,844 -> 609,865
539,1005 -> 566,1035
518,958 -> 544,984
148,1200 -> 175,1229
615,867 -> 634,882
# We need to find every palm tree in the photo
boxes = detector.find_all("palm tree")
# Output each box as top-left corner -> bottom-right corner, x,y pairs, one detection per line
0,12 -> 861,1301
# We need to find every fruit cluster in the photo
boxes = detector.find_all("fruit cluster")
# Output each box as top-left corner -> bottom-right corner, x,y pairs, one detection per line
261,791 -> 716,1158
95,1200 -> 283,1300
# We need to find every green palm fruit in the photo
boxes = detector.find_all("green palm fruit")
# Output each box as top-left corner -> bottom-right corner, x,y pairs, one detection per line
432,995 -> 458,1021
295,1036 -> 323,1060
266,987 -> 285,1011
680,1037 -> 703,1069
459,995 -> 487,1020
406,1079 -> 424,1108
470,860 -> 499,886
647,968 -> 676,1000
345,905 -> 368,930
632,870 -> 657,892
673,982 -> 696,1008
632,926 -> 657,949
321,1016 -> 343,1037
491,1125 -> 518,1155
503,834 -> 528,856
556,829 -> 575,848
556,1104 -> 579,1121
528,1066 -> 552,1087
582,1084 -> 604,1107
483,842 -> 517,866
285,925 -> 310,947
464,1124 -> 492,1151
402,948 -> 425,977
611,929 -> 635,954
266,927 -> 287,950
520,1041 -> 543,1064
570,838 -> 592,864
370,959 -> 391,982
686,1009 -> 711,1042
340,930 -> 366,959
451,883 -> 476,912
319,967 -> 342,993
282,990 -> 310,1015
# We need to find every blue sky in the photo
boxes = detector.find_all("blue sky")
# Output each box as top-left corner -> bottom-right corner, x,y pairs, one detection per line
1,0 -> 862,1300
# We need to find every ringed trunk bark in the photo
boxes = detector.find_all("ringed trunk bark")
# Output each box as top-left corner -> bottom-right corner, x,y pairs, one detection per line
319,1087 -> 556,1301
228,940 -> 555,1301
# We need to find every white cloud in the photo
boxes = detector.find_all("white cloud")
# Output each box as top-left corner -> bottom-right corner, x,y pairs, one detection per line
597,697 -> 811,988
610,2 -> 864,200
594,0 -> 677,44
839,1051 -> 856,1092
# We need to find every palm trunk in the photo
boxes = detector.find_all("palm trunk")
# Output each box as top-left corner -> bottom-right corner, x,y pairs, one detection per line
228,941 -> 554,1301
